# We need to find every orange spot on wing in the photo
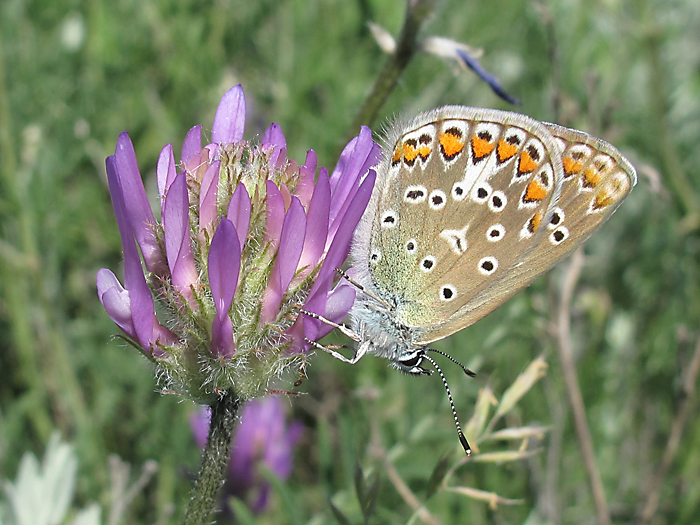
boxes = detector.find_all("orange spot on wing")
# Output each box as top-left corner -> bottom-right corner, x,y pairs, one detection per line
440,131 -> 464,159
518,150 -> 538,173
524,180 -> 548,202
528,211 -> 542,233
403,142 -> 419,163
592,175 -> 629,210
471,135 -> 495,160
392,145 -> 402,165
418,145 -> 432,160
497,139 -> 518,163
593,189 -> 616,209
583,167 -> 603,188
563,156 -> 584,176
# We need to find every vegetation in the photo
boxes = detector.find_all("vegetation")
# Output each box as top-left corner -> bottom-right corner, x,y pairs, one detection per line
1,0 -> 698,523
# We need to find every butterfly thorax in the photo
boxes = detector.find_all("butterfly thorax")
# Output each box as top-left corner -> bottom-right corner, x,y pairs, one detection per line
349,297 -> 430,375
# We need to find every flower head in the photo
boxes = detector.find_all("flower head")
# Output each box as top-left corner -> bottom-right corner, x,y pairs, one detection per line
191,397 -> 302,514
97,85 -> 380,402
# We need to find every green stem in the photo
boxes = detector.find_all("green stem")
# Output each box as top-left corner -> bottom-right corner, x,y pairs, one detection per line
345,0 -> 438,141
183,391 -> 242,525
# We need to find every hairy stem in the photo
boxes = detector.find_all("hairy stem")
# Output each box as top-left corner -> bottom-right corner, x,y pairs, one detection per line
183,390 -> 242,525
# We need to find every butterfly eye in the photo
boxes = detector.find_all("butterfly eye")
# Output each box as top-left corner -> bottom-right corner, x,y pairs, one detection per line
398,352 -> 424,368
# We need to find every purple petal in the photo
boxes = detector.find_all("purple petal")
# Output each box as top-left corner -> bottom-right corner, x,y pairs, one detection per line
297,169 -> 330,273
181,125 -> 202,164
227,183 -> 251,249
304,170 -> 375,315
228,397 -> 300,512
189,406 -> 211,448
329,126 -> 379,200
263,181 -> 285,250
157,144 -> 177,211
327,128 -> 381,246
208,218 -> 241,359
212,85 -> 246,145
199,160 -> 221,234
294,150 -> 318,207
96,269 -> 136,339
312,283 -> 356,341
260,197 -> 307,325
113,133 -> 165,275
262,123 -> 287,169
106,155 -> 173,355
163,172 -> 198,301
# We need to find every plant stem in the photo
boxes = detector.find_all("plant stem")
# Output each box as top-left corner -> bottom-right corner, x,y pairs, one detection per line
556,248 -> 610,525
345,0 -> 438,141
637,329 -> 700,524
183,390 -> 242,525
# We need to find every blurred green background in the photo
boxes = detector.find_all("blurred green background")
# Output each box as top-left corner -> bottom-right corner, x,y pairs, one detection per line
1,0 -> 698,523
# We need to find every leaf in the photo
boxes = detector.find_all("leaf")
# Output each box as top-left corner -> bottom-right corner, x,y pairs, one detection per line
483,425 -> 550,442
444,485 -> 525,510
260,467 -> 302,525
227,497 -> 258,525
493,356 -> 548,421
362,473 -> 380,524
471,448 -> 543,463
464,385 -> 498,451
4,432 -> 78,525
425,453 -> 451,499
69,504 -> 101,525
328,499 -> 353,525
354,463 -> 380,523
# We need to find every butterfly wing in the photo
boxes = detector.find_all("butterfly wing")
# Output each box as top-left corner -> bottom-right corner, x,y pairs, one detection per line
354,106 -> 571,339
417,120 -> 637,344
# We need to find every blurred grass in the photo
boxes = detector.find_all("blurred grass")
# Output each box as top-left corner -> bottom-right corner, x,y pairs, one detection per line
1,0 -> 699,523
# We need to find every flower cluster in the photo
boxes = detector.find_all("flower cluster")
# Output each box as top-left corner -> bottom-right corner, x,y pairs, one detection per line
191,397 -> 302,514
97,85 -> 380,402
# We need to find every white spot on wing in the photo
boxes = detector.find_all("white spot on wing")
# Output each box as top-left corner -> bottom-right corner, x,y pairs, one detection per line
440,225 -> 469,255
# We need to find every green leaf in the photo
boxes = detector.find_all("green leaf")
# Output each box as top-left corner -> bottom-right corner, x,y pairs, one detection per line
260,466 -> 303,525
227,497 -> 258,525
493,356 -> 548,421
328,499 -> 353,525
425,453 -> 451,499
353,463 -> 380,523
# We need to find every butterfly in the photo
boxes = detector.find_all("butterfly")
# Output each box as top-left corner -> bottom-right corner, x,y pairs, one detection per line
305,106 -> 636,454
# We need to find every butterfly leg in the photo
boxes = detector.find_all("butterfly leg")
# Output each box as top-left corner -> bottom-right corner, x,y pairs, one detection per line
298,309 -> 360,342
334,268 -> 392,309
304,337 -> 369,365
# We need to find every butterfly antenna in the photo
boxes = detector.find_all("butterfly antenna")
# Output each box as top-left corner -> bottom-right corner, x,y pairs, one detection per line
334,268 -> 393,310
427,348 -> 476,377
422,353 -> 472,456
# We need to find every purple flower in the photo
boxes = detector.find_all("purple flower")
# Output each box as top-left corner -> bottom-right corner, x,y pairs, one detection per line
190,397 -> 303,514
97,85 -> 380,401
